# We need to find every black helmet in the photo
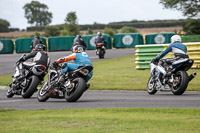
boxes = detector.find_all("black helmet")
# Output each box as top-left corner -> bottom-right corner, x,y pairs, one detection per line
34,36 -> 40,39
35,44 -> 46,51
76,34 -> 82,39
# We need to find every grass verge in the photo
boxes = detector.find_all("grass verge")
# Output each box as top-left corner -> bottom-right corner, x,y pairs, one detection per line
0,108 -> 200,133
0,55 -> 199,90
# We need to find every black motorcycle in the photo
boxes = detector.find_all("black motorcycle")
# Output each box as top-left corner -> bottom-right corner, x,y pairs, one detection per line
37,63 -> 93,102
147,58 -> 196,95
7,54 -> 47,98
96,43 -> 106,59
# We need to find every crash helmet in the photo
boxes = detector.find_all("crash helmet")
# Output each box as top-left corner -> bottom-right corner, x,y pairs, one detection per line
34,36 -> 40,39
171,35 -> 181,44
76,34 -> 82,39
97,32 -> 102,36
35,44 -> 46,51
72,45 -> 84,53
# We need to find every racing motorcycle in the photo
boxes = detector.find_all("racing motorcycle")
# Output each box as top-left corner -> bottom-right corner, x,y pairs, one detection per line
7,54 -> 47,98
96,43 -> 106,59
37,63 -> 93,102
147,58 -> 196,95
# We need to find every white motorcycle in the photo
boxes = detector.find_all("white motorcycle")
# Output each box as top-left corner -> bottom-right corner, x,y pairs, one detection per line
147,58 -> 196,95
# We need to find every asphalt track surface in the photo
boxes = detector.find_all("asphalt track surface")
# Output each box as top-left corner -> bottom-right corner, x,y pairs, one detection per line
0,48 -> 135,76
1,89 -> 200,110
0,48 -> 200,109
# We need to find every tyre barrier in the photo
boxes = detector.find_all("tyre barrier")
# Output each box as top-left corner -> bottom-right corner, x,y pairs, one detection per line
0,39 -> 14,54
15,38 -> 46,53
48,36 -> 75,51
135,42 -> 200,69
82,34 -> 112,50
113,33 -> 144,48
145,33 -> 175,44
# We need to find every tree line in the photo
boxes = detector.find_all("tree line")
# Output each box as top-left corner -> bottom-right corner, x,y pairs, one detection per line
0,0 -> 199,36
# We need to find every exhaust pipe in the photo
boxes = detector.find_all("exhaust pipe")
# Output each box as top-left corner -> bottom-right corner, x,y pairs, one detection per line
188,72 -> 197,82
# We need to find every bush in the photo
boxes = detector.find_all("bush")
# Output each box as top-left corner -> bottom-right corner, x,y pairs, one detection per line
103,27 -> 117,37
120,26 -> 138,33
44,26 -> 60,37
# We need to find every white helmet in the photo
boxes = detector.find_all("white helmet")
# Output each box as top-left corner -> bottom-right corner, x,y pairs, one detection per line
72,45 -> 84,53
171,35 -> 181,44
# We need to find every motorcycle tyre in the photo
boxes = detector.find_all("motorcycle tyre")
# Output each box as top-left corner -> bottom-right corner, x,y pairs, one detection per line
22,75 -> 40,98
65,77 -> 86,102
147,76 -> 157,95
171,71 -> 189,95
37,81 -> 49,102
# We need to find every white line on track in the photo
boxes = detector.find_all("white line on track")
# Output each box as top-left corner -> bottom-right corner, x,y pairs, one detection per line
0,99 -> 25,103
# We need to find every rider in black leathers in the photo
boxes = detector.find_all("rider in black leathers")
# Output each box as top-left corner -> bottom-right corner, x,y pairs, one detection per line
18,44 -> 50,81
31,36 -> 44,50
72,34 -> 87,51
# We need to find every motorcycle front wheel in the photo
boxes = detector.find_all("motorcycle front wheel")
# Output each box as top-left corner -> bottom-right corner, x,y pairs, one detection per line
7,84 -> 14,98
22,75 -> 40,98
147,76 -> 157,95
65,77 -> 86,102
171,71 -> 189,95
37,81 -> 49,102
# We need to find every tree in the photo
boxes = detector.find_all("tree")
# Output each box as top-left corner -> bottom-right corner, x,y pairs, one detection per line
103,27 -> 117,37
182,19 -> 200,35
23,1 -> 53,26
160,0 -> 200,18
160,0 -> 200,34
44,26 -> 60,37
62,12 -> 79,36
120,26 -> 138,33
0,19 -> 10,32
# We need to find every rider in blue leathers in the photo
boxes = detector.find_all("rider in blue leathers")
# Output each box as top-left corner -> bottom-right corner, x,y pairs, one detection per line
152,35 -> 189,75
54,45 -> 93,84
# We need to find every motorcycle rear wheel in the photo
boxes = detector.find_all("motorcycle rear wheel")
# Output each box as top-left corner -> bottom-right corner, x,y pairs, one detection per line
22,76 -> 40,98
99,49 -> 104,59
171,71 -> 189,95
65,77 -> 86,102
38,81 -> 49,102
147,76 -> 157,95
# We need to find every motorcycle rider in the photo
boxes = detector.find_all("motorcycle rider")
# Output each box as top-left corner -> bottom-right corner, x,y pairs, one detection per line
31,36 -> 44,50
95,32 -> 107,47
18,44 -> 50,82
152,35 -> 188,76
53,45 -> 93,88
72,34 -> 87,51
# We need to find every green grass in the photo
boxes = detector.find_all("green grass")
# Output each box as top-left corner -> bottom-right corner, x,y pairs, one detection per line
1,55 -> 200,90
0,108 -> 200,133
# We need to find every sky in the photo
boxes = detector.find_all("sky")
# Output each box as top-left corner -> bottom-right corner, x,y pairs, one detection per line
0,0 -> 186,29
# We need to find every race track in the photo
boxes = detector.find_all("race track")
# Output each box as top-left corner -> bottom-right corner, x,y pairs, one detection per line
0,48 -> 200,110
0,48 -> 135,76
1,89 -> 200,110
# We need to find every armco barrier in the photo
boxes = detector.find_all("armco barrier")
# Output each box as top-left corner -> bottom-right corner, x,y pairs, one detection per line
113,33 -> 144,48
48,36 -> 75,51
0,39 -> 14,54
82,34 -> 112,50
15,38 -> 46,53
135,42 -> 200,69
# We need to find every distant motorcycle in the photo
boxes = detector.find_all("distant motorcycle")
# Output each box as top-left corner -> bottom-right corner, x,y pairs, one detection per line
7,54 -> 47,98
147,58 -> 196,95
96,43 -> 106,59
37,63 -> 93,102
